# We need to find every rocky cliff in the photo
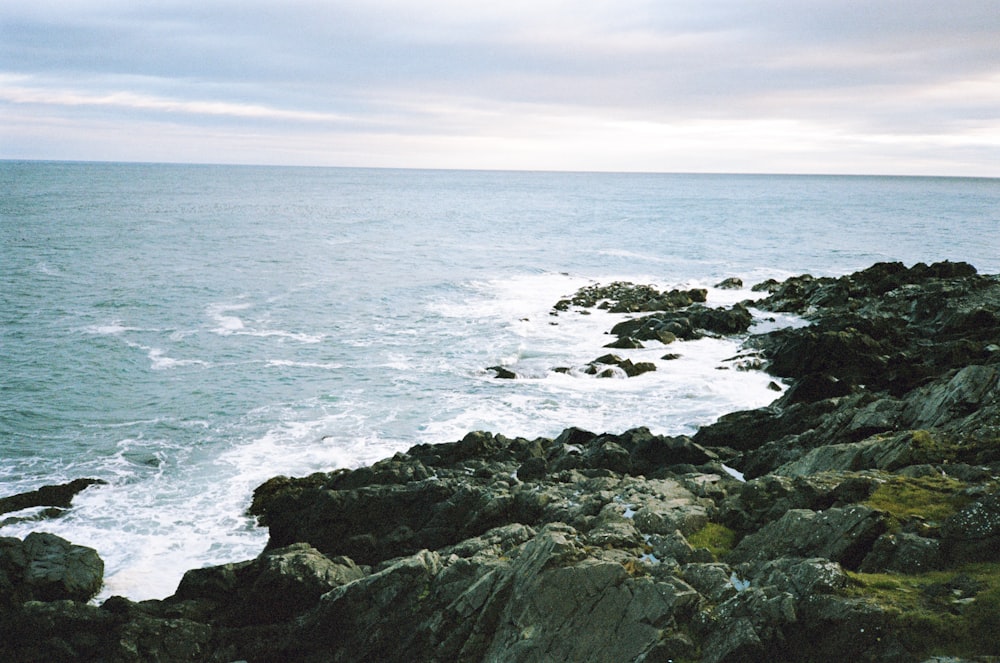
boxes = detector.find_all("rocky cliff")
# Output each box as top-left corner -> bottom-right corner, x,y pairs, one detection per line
2,261 -> 999,662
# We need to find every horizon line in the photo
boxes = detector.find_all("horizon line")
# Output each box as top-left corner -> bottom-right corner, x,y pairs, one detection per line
2,157 -> 998,181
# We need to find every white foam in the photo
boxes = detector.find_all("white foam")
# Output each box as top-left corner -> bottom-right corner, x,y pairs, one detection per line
148,348 -> 210,370
207,302 -> 250,334
8,271 -> 800,602
85,321 -> 139,335
206,302 -> 325,343
265,359 -> 342,370
418,272 -> 791,440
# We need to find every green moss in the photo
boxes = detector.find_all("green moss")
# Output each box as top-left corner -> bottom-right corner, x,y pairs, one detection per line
965,585 -> 1000,652
909,429 -> 957,464
863,474 -> 972,524
687,522 -> 736,560
845,563 -> 1000,657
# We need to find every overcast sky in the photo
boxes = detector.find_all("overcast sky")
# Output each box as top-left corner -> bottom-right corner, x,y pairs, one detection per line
2,1 -> 999,174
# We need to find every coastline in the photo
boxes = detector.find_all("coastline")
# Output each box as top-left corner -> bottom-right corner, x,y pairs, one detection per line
2,260 -> 999,661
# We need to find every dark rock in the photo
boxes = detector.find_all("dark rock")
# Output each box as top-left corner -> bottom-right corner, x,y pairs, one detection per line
0,478 -> 107,517
940,490 -> 1000,564
609,304 -> 753,345
773,430 -> 939,476
777,372 -> 853,405
0,532 -> 104,604
554,281 -> 708,313
584,354 -> 656,378
729,505 -> 889,570
602,336 -> 644,349
487,365 -> 517,379
715,277 -> 744,289
174,543 -> 365,626
517,457 -> 548,481
859,532 -> 943,573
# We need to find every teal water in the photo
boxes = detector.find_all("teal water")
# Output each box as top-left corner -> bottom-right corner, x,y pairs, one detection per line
2,162 -> 998,599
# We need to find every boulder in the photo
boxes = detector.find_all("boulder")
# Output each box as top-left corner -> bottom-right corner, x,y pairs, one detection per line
714,277 -> 744,289
859,532 -> 943,573
174,542 -> 365,626
940,490 -> 1000,564
729,505 -> 889,570
1,532 -> 104,603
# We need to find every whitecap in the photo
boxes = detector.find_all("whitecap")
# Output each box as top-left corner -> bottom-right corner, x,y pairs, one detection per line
148,348 -> 210,370
85,321 -> 141,335
206,302 -> 251,334
266,359 -> 342,370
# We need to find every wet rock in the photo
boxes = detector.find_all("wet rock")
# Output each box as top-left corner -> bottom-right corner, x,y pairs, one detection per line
0,478 -> 107,517
583,354 -> 657,378
714,277 -> 744,289
603,336 -> 644,349
1,532 -> 104,604
609,304 -> 753,343
554,281 -> 708,313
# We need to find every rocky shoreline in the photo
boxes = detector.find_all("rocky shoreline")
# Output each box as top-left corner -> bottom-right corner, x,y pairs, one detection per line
2,261 -> 999,662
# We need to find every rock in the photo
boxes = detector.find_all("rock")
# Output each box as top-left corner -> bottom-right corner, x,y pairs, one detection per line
0,478 -> 107,517
697,586 -> 795,663
487,365 -> 517,379
603,336 -> 644,349
729,505 -> 889,570
0,597 -> 215,662
517,457 -> 548,481
554,281 -> 708,313
777,372 -> 852,404
1,532 -> 104,603
773,430 -> 941,476
904,364 -> 998,429
279,523 -> 700,663
859,532 -> 943,573
609,304 -> 753,344
6,260 -> 1000,662
584,354 -> 656,378
175,543 -> 365,626
940,490 -> 1000,564
714,277 -> 744,289
681,562 -> 738,603
763,327 -> 888,387
747,557 -> 849,596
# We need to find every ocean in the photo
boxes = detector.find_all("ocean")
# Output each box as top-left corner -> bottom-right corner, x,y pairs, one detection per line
2,162 -> 998,600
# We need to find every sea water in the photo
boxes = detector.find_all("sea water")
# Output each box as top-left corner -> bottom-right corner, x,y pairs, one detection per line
1,162 -> 998,600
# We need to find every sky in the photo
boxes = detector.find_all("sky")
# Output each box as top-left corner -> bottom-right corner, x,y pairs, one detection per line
2,1 -> 999,175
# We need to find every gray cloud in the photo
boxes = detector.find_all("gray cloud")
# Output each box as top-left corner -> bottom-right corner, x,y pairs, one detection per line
2,1 -> 998,173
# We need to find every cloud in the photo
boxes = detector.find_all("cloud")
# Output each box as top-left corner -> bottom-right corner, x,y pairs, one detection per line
1,1 -> 999,174
0,79 -> 348,123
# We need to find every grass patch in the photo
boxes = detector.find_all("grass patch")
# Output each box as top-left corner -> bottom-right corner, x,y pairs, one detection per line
845,563 -> 1000,657
863,474 -> 972,524
908,429 -> 958,464
686,522 -> 736,560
